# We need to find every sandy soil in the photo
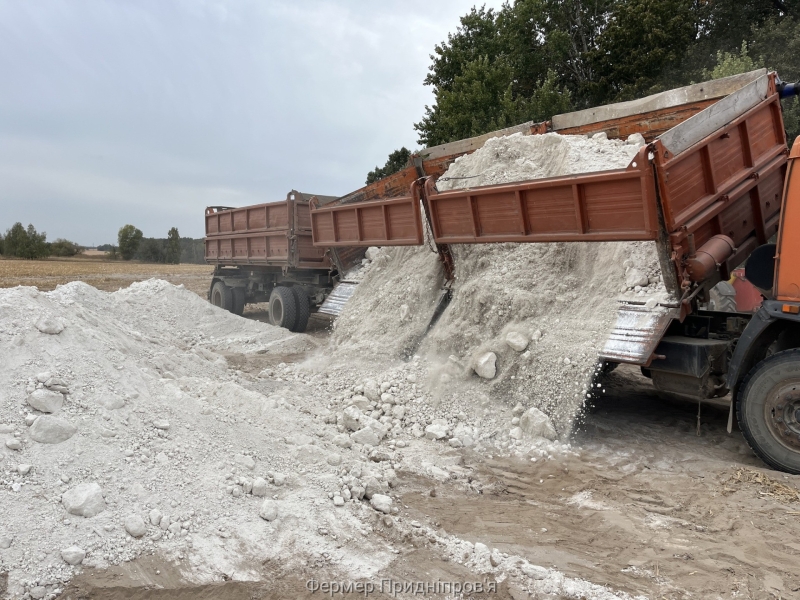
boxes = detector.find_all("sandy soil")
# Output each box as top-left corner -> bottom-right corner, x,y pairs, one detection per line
49,365 -> 800,600
0,258 -> 213,297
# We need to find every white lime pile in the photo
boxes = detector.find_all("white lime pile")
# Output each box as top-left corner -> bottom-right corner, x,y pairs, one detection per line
0,281 -> 395,597
331,131 -> 670,437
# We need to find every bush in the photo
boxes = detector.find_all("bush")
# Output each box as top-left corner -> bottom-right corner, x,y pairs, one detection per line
49,239 -> 83,257
135,238 -> 166,263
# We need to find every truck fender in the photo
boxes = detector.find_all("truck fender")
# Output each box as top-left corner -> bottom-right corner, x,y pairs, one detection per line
726,307 -> 775,392
726,300 -> 800,395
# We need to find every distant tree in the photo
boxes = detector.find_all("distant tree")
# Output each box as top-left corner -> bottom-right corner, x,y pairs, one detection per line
96,243 -> 114,252
180,237 -> 206,264
2,222 -> 48,259
25,225 -> 49,259
165,227 -> 181,264
49,239 -> 83,257
366,148 -> 412,184
0,233 -> 4,255
118,225 -> 143,260
136,238 -> 165,263
107,246 -> 118,260
4,223 -> 27,257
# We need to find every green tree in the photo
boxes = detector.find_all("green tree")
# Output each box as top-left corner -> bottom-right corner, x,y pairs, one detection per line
590,0 -> 699,102
0,233 -> 4,255
704,42 -> 757,80
4,223 -> 28,257
751,16 -> 800,144
136,238 -> 165,263
2,222 -> 48,259
165,227 -> 181,264
416,57 -> 571,147
24,224 -> 48,259
366,148 -> 412,184
423,6 -> 504,93
118,224 -> 143,260
180,238 -> 206,264
502,0 -> 614,106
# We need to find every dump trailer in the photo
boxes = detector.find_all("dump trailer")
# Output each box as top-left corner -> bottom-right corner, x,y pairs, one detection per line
204,190 -> 366,332
309,69 -> 800,474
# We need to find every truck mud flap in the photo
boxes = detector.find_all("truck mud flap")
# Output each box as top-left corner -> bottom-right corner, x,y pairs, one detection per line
318,281 -> 358,316
601,303 -> 679,365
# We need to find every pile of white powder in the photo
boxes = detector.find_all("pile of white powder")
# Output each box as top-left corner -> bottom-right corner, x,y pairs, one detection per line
333,132 -> 670,434
0,279 -> 645,600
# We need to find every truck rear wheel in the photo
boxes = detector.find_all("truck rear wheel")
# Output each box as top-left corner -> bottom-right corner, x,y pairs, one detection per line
231,287 -> 245,316
292,287 -> 310,333
269,287 -> 297,330
210,281 -> 233,311
737,349 -> 800,474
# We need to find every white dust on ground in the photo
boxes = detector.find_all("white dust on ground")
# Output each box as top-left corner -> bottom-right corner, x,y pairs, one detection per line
0,278 -> 646,600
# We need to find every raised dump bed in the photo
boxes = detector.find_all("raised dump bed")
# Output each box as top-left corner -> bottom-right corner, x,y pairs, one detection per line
310,69 -> 787,365
311,69 -> 785,290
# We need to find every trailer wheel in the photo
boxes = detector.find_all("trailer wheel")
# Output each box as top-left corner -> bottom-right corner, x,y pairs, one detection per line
231,287 -> 245,316
291,287 -> 310,333
210,281 -> 233,311
737,348 -> 800,474
269,286 -> 297,331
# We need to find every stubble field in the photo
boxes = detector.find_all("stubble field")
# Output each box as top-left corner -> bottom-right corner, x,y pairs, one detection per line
0,257 -> 213,297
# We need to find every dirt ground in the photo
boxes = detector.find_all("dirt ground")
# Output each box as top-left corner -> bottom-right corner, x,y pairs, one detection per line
6,261 -> 799,600
50,366 -> 800,600
0,257 -> 213,297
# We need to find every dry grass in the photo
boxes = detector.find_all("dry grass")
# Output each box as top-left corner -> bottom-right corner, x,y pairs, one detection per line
0,257 -> 214,297
723,467 -> 800,504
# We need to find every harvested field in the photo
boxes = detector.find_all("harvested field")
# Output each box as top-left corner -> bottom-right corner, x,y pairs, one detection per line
0,258 -> 213,297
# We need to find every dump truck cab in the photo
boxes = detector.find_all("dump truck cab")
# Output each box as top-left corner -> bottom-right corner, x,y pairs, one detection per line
724,138 -> 800,473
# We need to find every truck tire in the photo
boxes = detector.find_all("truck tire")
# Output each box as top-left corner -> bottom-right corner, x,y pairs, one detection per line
231,287 -> 245,316
210,281 -> 233,311
708,281 -> 738,312
269,286 -> 297,331
291,287 -> 310,333
736,348 -> 800,474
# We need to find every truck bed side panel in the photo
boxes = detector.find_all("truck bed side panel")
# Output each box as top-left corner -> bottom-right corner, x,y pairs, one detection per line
426,148 -> 658,243
658,86 -> 787,279
311,195 -> 424,247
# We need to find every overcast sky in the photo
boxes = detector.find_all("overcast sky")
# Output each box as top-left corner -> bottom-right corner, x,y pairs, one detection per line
0,0 -> 503,245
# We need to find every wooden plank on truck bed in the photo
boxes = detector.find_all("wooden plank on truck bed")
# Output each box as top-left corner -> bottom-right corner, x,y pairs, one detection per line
552,69 -> 767,131
418,121 -> 537,161
659,73 -> 770,157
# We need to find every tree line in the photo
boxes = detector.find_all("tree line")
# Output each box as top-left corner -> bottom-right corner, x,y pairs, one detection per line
0,222 -> 206,264
0,223 -> 81,259
108,224 -> 205,264
368,0 -> 800,182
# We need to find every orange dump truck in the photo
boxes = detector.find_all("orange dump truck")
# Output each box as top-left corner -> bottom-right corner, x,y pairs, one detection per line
204,190 -> 365,332
309,69 -> 800,474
